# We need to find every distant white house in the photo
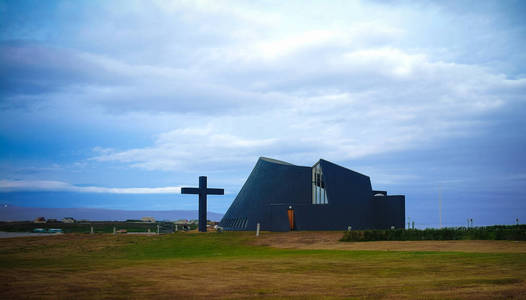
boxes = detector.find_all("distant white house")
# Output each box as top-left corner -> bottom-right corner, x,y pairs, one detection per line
141,217 -> 155,223
174,219 -> 188,225
62,217 -> 75,223
33,217 -> 46,223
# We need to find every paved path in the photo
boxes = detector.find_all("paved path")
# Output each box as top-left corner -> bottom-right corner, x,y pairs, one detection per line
0,231 -> 63,238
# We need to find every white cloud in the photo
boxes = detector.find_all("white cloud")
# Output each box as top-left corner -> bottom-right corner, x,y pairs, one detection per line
0,180 -> 181,194
91,127 -> 279,171
84,38 -> 525,171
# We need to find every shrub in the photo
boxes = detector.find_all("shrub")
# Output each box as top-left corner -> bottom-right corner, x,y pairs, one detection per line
340,225 -> 526,242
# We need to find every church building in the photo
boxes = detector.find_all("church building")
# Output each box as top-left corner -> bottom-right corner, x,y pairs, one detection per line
220,157 -> 405,231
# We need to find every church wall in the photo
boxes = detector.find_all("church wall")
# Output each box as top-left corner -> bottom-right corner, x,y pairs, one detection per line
220,157 -> 310,231
371,195 -> 405,229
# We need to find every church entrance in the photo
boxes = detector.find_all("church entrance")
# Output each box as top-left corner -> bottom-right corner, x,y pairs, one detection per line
287,206 -> 294,230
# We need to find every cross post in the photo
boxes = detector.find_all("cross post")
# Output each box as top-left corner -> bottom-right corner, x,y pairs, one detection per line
181,176 -> 224,232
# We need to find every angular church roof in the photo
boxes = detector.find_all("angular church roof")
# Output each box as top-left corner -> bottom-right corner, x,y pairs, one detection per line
259,157 -> 295,166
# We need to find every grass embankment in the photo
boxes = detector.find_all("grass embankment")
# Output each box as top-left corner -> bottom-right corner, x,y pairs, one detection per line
1,232 -> 526,299
341,225 -> 526,242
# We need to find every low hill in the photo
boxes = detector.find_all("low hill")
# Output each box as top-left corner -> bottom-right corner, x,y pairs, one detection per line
0,205 -> 224,221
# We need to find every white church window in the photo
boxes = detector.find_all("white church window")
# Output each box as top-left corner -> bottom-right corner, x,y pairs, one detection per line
312,163 -> 328,204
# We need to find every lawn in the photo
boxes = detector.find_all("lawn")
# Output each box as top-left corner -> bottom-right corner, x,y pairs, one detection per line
1,232 -> 525,299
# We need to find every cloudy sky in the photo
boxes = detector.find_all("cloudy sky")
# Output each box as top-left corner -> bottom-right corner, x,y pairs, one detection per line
1,0 -> 525,227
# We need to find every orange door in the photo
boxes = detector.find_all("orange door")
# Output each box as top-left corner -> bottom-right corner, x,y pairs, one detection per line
287,208 -> 294,230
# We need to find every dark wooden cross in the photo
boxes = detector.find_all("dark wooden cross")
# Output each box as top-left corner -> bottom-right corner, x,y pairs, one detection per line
181,176 -> 224,232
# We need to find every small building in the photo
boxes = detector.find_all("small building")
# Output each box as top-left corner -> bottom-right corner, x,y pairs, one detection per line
62,217 -> 75,223
174,219 -> 189,225
141,217 -> 156,223
33,217 -> 46,224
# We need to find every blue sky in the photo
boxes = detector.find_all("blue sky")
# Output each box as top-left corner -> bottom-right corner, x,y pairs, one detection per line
1,0 -> 525,227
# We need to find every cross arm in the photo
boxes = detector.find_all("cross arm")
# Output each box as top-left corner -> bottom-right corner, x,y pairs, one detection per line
206,188 -> 224,195
181,187 -> 200,194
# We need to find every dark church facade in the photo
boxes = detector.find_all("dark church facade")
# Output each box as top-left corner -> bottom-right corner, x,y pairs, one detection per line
220,157 -> 405,231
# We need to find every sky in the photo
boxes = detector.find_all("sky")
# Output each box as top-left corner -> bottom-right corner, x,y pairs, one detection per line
1,0 -> 525,227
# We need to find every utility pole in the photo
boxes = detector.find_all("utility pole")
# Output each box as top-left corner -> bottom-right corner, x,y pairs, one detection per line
439,185 -> 442,229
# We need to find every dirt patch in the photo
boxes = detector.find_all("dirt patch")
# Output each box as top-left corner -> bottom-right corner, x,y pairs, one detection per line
252,231 -> 526,253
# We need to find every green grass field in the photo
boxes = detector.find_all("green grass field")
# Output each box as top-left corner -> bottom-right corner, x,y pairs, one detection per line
1,232 -> 525,299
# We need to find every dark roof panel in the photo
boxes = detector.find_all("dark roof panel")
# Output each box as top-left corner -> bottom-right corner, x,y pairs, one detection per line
259,157 -> 295,166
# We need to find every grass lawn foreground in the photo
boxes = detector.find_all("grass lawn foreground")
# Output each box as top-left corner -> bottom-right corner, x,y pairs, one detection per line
1,231 -> 526,299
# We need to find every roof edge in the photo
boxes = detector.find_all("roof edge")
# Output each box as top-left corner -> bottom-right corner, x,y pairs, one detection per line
317,158 -> 371,179
259,157 -> 295,166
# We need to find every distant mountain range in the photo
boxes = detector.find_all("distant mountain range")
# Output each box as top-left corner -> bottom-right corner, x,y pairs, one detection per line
0,205 -> 224,222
